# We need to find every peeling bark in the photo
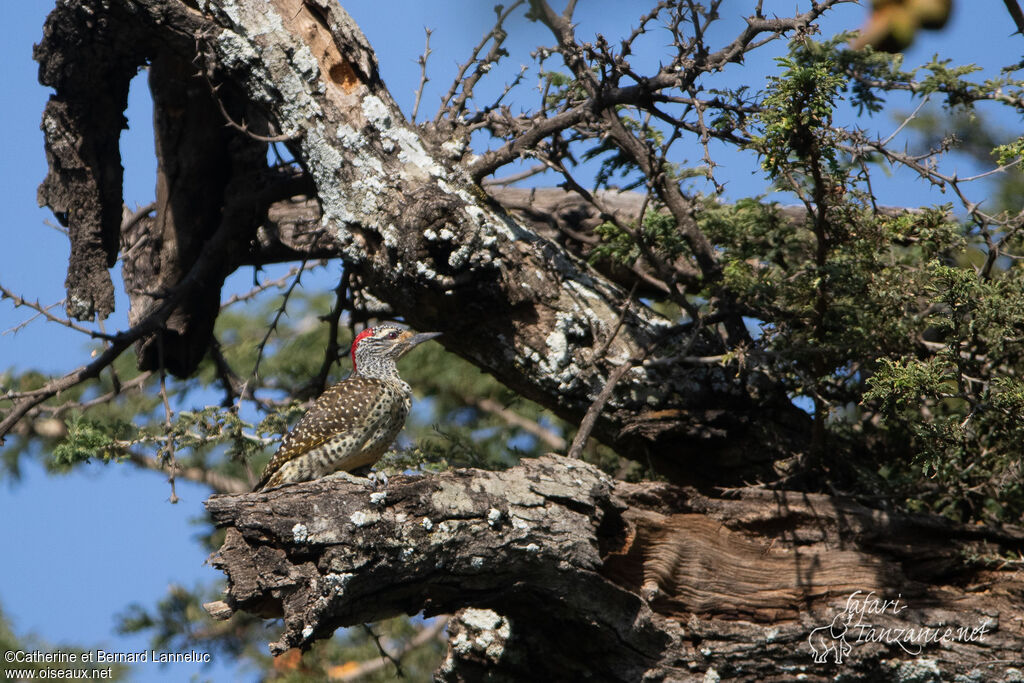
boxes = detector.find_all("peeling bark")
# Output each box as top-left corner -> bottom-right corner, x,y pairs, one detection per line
35,2 -> 144,320
206,456 -> 1024,681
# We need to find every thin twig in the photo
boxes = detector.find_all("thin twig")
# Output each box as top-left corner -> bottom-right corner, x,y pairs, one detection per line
476,397 -> 566,450
0,286 -> 113,340
568,317 -> 704,459
687,87 -> 724,193
313,271 -> 350,396
540,154 -> 700,318
880,94 -> 931,147
331,619 -> 446,682
567,286 -> 636,459
39,372 -> 152,415
566,361 -> 634,460
468,65 -> 529,123
96,318 -> 121,395
948,158 -> 1024,183
209,338 -> 248,407
157,334 -> 179,504
239,261 -> 308,405
126,450 -> 249,495
412,28 -> 433,123
594,282 -> 639,362
362,623 -> 405,678
203,76 -> 299,143
121,201 -> 157,234
480,163 -> 548,186
436,0 -> 524,124
221,262 -> 324,309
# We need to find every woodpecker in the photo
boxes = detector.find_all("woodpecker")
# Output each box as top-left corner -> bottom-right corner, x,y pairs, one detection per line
254,324 -> 441,491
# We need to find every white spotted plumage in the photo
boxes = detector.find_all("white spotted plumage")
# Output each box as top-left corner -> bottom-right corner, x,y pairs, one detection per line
254,324 -> 440,491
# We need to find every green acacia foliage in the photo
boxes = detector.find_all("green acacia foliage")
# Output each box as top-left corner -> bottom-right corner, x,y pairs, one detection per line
756,56 -> 846,175
862,263 -> 1024,520
581,38 -> 1024,525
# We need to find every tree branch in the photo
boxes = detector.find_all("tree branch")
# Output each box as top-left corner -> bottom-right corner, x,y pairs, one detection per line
127,451 -> 249,495
1006,0 -> 1024,35
205,455 -> 1024,681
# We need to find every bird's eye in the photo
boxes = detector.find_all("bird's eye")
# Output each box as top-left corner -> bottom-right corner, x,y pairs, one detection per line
386,330 -> 400,340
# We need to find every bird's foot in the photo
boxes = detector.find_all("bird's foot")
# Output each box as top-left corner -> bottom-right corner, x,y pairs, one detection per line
367,470 -> 389,489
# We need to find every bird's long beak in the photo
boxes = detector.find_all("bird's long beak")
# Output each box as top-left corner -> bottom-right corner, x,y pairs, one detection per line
400,330 -> 442,355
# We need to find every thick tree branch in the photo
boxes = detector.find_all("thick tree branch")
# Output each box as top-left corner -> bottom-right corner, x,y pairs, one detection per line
206,456 -> 1024,681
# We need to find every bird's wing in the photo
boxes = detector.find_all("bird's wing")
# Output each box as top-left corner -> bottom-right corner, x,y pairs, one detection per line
254,377 -> 388,490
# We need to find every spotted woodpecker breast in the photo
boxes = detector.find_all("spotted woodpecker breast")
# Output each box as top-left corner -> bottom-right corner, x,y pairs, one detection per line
254,376 -> 412,490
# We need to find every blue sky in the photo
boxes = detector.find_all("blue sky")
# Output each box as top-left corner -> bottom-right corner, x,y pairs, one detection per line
0,2 -> 1020,681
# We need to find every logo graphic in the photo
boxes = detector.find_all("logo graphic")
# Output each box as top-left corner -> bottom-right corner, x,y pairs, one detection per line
807,613 -> 853,664
807,591 -> 991,664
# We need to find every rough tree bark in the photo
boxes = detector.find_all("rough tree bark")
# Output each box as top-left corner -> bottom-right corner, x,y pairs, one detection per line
205,456 -> 1024,681
32,0 -> 1024,679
